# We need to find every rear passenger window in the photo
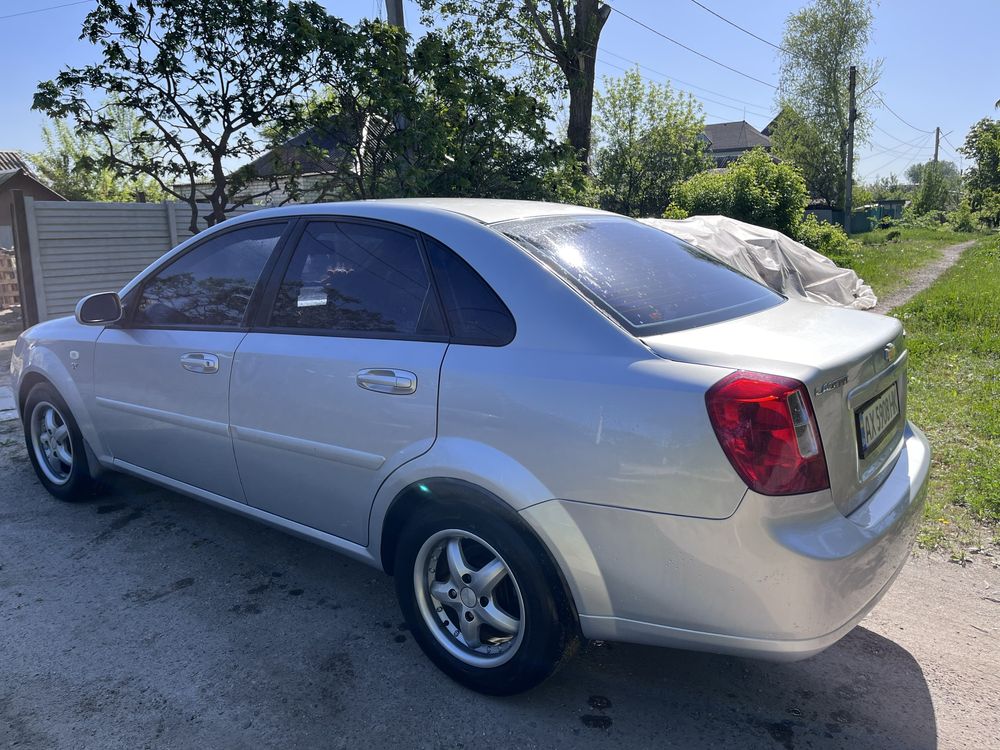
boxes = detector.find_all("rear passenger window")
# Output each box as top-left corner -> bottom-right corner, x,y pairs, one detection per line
424,237 -> 515,346
269,221 -> 446,337
133,222 -> 285,327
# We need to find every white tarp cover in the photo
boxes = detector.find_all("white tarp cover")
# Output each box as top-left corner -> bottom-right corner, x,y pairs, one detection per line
640,215 -> 877,310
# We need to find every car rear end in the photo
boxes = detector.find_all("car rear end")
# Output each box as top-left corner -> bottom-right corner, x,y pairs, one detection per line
501,214 -> 930,659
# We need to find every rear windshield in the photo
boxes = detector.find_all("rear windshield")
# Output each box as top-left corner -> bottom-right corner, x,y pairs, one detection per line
499,215 -> 782,335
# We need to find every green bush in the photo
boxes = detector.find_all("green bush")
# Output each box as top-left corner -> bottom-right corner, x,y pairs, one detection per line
661,203 -> 689,219
670,148 -> 808,235
947,199 -> 979,233
792,214 -> 856,263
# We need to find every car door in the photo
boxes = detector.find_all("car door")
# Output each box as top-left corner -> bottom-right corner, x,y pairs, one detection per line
229,219 -> 450,545
93,220 -> 290,500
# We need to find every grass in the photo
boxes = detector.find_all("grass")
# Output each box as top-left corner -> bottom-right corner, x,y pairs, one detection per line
891,235 -> 1000,557
836,226 -> 981,298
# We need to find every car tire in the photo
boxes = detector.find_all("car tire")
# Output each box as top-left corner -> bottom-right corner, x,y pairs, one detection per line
22,382 -> 96,502
394,503 -> 578,695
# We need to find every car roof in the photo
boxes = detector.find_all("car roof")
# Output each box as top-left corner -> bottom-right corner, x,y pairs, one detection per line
230,198 -> 612,227
372,198 -> 611,224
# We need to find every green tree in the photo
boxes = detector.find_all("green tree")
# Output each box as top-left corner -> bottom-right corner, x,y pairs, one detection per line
670,148 -> 808,236
591,68 -> 708,217
32,113 -> 163,202
264,22 -> 578,203
960,118 -> 1000,226
909,160 -> 961,214
33,0 -> 344,232
418,0 -> 610,170
866,172 -> 910,202
773,0 -> 881,210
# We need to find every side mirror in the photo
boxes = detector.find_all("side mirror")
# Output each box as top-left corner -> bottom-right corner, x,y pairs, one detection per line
75,292 -> 123,326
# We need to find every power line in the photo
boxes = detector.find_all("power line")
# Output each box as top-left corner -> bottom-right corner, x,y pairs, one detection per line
594,57 -> 730,121
0,0 -> 93,21
687,0 -> 785,52
859,133 -> 932,180
599,48 -> 772,117
606,3 -> 778,90
874,94 -> 935,135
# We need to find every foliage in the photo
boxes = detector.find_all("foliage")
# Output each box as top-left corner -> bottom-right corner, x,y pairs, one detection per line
896,237 -> 1000,541
773,0 -> 881,209
34,0 -> 344,232
792,214 -> 855,263
661,204 -> 689,219
851,182 -> 875,207
908,160 -> 961,214
960,117 -> 1000,226
418,0 -> 610,168
671,148 -> 808,235
865,172 -> 910,202
591,69 -> 708,217
266,23 -> 578,204
31,114 -> 163,202
947,199 -> 980,233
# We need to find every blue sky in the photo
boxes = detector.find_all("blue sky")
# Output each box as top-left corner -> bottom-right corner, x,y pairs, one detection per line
0,0 -> 996,181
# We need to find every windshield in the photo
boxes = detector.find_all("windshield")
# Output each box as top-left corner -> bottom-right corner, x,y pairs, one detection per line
499,215 -> 782,335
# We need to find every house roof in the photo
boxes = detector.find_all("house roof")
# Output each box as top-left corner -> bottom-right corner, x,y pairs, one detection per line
703,121 -> 771,152
0,167 -> 66,200
0,169 -> 21,189
0,151 -> 33,173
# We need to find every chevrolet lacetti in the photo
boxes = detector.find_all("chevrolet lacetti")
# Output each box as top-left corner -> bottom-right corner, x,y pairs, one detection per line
11,199 -> 929,694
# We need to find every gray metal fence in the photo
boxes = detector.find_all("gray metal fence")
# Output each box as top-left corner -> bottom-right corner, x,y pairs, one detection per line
11,193 -> 260,325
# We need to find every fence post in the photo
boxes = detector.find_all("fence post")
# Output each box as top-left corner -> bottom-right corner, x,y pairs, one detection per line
164,200 -> 179,248
10,190 -> 38,329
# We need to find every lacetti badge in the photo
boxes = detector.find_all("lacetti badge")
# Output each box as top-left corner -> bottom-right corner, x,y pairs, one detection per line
883,343 -> 897,362
815,376 -> 848,395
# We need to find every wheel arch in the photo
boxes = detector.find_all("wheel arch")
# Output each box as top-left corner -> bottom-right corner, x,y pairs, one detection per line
379,477 -> 581,632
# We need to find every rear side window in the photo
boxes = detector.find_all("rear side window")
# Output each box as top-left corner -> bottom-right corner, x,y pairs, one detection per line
500,215 -> 781,335
133,222 -> 285,327
424,237 -> 515,346
268,221 -> 446,337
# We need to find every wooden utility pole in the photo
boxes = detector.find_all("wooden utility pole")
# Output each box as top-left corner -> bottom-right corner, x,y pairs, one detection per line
843,65 -> 857,236
934,126 -> 941,162
385,0 -> 404,28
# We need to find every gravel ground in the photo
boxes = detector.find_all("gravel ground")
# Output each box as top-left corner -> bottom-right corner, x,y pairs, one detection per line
1,414 -> 998,750
872,240 -> 977,314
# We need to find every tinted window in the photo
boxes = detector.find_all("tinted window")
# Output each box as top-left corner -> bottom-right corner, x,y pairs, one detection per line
425,237 -> 515,345
269,221 -> 445,336
501,216 -> 782,335
134,222 -> 285,327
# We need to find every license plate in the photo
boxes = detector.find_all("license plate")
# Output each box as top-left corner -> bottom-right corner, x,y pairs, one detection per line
856,382 -> 900,458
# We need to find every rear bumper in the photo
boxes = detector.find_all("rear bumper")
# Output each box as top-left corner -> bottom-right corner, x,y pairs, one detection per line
520,421 -> 930,660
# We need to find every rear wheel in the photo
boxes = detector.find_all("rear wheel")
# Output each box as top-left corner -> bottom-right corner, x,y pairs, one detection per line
22,382 -> 95,502
394,504 -> 578,694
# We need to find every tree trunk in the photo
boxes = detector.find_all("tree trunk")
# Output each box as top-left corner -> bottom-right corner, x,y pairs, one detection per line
566,63 -> 596,170
529,1 -> 610,173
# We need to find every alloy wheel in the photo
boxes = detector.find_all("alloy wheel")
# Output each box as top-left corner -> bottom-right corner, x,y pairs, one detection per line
413,529 -> 525,668
30,401 -> 73,485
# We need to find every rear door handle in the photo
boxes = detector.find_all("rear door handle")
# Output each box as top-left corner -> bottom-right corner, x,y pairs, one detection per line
180,352 -> 220,374
356,368 -> 417,395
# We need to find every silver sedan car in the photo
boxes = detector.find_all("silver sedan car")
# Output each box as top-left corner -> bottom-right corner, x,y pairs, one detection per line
11,199 -> 929,694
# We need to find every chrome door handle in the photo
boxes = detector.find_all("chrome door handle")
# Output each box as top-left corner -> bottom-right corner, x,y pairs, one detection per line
356,368 -> 417,395
180,352 -> 220,374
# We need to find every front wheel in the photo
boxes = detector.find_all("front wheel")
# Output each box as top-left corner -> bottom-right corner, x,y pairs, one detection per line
22,382 -> 96,502
395,505 -> 578,695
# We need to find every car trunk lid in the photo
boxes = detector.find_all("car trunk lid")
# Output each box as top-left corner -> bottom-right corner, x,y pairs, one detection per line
642,299 -> 907,516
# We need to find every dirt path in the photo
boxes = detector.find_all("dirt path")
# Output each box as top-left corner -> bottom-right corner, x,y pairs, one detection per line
873,240 -> 977,314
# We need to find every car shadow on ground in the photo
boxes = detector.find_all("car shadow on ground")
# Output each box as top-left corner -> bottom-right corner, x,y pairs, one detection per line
0,452 -> 938,749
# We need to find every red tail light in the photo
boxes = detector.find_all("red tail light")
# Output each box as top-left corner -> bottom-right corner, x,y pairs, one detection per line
705,370 -> 830,496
